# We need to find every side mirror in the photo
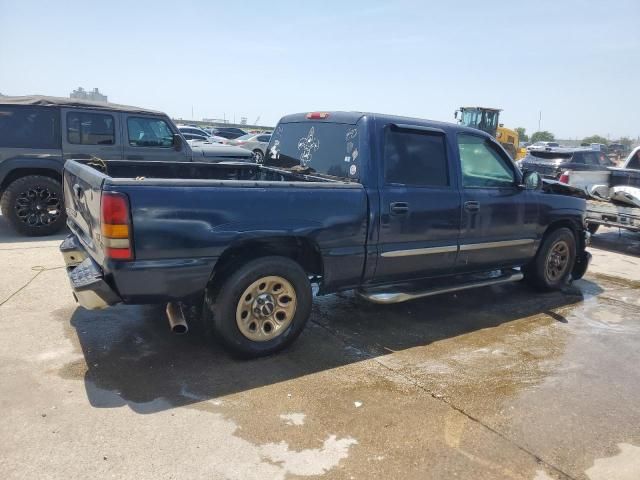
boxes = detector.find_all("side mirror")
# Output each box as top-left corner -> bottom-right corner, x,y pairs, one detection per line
454,110 -> 459,120
522,170 -> 542,190
173,133 -> 183,151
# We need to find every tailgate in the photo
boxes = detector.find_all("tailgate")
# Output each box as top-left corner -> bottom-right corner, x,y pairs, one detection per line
63,160 -> 108,262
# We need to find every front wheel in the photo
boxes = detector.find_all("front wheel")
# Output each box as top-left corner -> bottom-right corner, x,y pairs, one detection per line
523,227 -> 576,291
207,256 -> 312,358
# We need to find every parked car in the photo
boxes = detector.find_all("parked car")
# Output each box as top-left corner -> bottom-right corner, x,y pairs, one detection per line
60,111 -> 590,358
211,127 -> 247,139
518,147 -> 613,188
177,125 -> 227,144
0,96 -> 253,236
227,133 -> 271,162
528,141 -> 560,151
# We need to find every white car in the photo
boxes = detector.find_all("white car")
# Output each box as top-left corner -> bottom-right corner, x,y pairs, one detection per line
177,125 -> 226,144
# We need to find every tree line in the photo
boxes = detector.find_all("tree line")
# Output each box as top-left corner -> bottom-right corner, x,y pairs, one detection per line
514,128 -> 634,147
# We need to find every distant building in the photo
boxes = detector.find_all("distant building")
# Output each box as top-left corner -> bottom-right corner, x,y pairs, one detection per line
70,87 -> 108,102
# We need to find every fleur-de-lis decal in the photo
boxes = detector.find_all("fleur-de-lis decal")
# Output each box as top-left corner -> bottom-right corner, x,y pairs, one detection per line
297,127 -> 320,166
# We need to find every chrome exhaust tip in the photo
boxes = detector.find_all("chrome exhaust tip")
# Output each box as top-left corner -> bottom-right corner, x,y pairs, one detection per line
166,302 -> 188,334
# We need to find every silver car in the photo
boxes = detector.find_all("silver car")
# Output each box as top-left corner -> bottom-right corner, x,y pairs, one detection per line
227,133 -> 271,163
177,125 -> 227,144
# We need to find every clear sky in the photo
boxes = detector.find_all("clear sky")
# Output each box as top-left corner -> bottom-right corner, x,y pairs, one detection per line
1,0 -> 638,139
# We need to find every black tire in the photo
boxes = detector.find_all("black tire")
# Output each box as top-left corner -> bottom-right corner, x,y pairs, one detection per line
253,149 -> 264,163
207,256 -> 312,358
587,223 -> 600,235
523,227 -> 576,291
0,175 -> 66,236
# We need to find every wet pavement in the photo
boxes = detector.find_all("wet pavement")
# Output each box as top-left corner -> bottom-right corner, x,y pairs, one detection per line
1,218 -> 640,479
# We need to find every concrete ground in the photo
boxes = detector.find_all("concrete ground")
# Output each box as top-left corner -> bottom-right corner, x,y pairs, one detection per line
1,217 -> 640,480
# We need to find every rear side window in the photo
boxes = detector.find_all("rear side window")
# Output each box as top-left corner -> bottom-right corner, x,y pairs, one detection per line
0,106 -> 60,149
127,117 -> 174,147
257,135 -> 270,142
67,112 -> 115,145
384,127 -> 449,186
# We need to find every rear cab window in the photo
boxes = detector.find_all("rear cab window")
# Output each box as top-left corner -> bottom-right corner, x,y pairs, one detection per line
0,105 -> 60,149
265,121 -> 362,180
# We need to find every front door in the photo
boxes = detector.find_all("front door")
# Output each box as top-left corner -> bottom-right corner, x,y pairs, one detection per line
456,133 -> 538,271
122,114 -> 188,161
61,108 -> 123,160
374,125 -> 461,283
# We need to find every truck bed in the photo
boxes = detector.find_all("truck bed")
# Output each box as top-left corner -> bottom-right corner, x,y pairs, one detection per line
80,159 -> 351,186
63,159 -> 369,303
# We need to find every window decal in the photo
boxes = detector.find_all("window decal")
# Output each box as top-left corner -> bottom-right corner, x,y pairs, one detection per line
297,127 -> 320,166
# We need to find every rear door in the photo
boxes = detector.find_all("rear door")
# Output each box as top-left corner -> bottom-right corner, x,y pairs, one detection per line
456,133 -> 537,271
374,124 -> 461,283
61,108 -> 123,160
122,114 -> 189,161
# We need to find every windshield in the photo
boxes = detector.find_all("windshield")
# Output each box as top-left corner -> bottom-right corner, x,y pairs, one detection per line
529,151 -> 572,160
461,109 -> 499,135
264,122 -> 362,180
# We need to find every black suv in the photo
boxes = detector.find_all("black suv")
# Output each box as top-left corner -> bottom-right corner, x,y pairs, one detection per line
518,147 -> 613,179
212,127 -> 247,139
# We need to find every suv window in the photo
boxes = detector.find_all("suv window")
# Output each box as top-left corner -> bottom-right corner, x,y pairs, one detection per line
0,105 -> 60,149
458,134 -> 515,188
384,127 -> 449,186
67,112 -> 115,145
127,117 -> 174,147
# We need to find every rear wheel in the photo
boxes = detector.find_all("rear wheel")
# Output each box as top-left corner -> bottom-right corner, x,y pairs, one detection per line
0,175 -> 66,236
206,256 -> 312,358
523,227 -> 576,291
253,149 -> 264,163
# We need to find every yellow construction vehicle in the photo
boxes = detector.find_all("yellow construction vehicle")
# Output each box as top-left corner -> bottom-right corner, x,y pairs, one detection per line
454,107 -> 525,160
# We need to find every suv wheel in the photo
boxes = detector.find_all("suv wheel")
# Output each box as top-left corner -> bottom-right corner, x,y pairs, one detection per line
523,227 -> 576,291
0,175 -> 66,236
207,256 -> 312,358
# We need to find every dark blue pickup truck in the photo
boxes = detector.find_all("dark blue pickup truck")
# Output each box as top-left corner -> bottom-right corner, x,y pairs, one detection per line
61,111 -> 591,357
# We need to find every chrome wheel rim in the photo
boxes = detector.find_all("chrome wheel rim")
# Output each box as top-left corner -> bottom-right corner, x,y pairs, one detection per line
15,186 -> 61,227
254,151 -> 263,163
236,276 -> 297,342
545,240 -> 570,282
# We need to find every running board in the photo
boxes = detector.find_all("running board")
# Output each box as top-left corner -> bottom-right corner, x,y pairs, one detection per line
357,269 -> 523,304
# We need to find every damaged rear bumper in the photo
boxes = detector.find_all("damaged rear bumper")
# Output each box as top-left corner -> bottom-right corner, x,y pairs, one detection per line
60,235 -> 121,310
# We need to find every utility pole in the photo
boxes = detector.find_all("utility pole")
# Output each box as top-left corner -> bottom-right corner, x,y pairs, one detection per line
191,105 -> 194,120
538,111 -> 542,131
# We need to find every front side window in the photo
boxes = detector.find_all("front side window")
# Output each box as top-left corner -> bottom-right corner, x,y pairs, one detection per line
0,106 -> 60,149
384,127 -> 449,187
67,112 -> 114,145
458,134 -> 515,188
127,117 -> 174,147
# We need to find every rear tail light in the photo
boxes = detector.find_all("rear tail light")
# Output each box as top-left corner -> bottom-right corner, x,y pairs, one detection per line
558,171 -> 570,184
101,192 -> 133,260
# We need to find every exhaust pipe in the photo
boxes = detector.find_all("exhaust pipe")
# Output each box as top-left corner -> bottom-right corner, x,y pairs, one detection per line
166,302 -> 188,334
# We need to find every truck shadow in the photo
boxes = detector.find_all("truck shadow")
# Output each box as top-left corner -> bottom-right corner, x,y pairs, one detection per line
68,279 -> 601,414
